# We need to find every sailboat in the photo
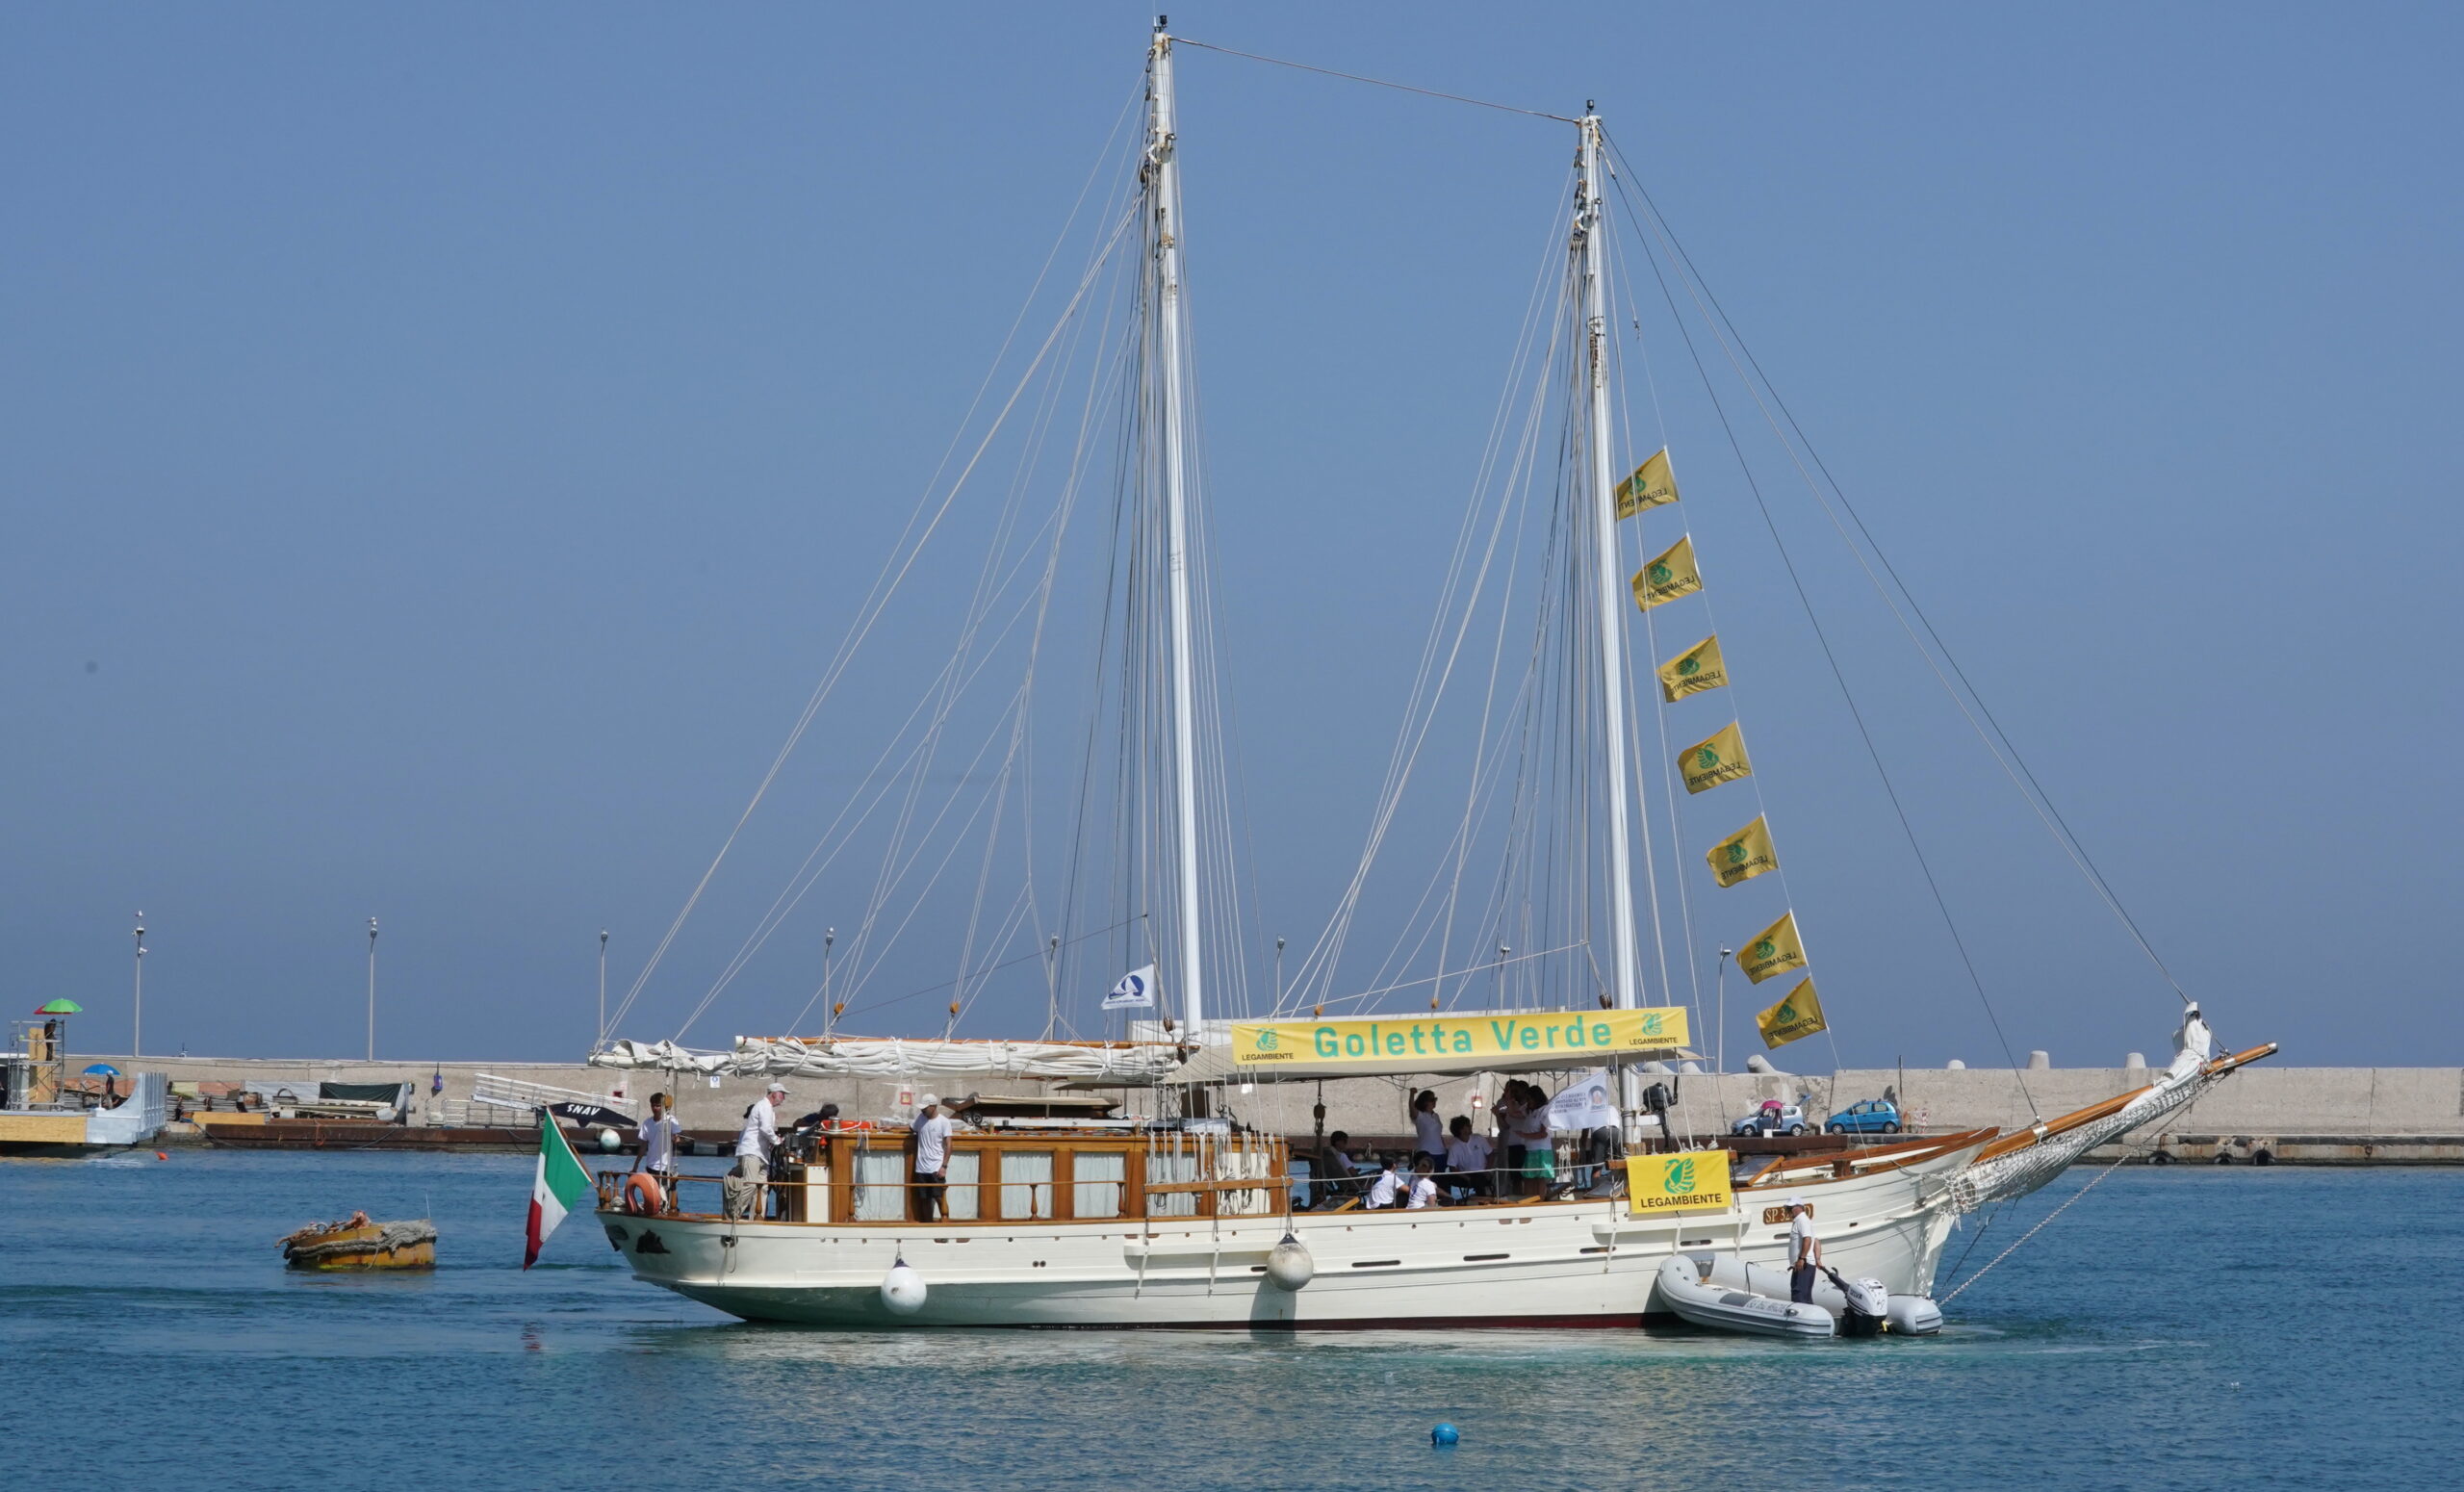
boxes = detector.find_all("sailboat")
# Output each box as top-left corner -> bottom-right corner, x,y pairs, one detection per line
585,24 -> 2272,1329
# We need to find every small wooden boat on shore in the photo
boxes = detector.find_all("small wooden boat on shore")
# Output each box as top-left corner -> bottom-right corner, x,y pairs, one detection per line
279,1212 -> 437,1271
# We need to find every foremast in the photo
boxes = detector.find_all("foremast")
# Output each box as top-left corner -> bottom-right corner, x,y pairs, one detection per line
1576,112 -> 1645,1023
1147,22 -> 1207,1041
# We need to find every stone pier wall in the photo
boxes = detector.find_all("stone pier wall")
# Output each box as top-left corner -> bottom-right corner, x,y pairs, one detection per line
77,1052 -> 2464,1153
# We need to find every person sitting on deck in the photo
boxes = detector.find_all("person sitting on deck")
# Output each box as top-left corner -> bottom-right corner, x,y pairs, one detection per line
1365,1156 -> 1403,1210
1405,1153 -> 1441,1210
1444,1116 -> 1493,1198
1315,1131 -> 1367,1206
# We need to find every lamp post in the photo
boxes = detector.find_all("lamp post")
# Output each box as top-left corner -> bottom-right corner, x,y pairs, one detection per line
132,912 -> 146,1058
367,917 -> 379,1062
598,929 -> 608,1049
1714,945 -> 1734,1075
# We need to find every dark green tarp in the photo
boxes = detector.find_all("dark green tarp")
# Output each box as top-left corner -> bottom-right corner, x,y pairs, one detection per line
320,1081 -> 408,1103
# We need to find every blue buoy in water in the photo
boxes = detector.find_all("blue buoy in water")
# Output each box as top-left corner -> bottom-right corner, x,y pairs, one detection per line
1431,1423 -> 1459,1448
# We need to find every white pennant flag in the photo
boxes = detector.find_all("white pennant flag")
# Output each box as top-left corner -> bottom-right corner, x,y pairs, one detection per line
1102,965 -> 1158,1011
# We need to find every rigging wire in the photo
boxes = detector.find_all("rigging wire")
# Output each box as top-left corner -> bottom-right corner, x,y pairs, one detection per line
1168,36 -> 1579,124
1604,165 -> 2037,1119
1604,137 -> 2191,1009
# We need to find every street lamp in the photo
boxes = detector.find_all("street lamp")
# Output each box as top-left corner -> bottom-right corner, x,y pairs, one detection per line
598,929 -> 609,1049
367,917 -> 379,1062
132,912 -> 146,1057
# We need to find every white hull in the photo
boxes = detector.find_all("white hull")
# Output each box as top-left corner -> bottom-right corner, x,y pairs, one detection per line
600,1139 -> 1982,1329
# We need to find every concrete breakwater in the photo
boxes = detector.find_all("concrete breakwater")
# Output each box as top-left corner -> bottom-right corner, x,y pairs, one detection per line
86,1052 -> 2464,1164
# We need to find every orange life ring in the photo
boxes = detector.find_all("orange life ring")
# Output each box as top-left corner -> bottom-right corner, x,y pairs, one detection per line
622,1170 -> 666,1215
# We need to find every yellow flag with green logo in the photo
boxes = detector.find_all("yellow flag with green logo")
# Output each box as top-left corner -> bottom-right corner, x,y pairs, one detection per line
1625,1148 -> 1732,1215
1706,815 -> 1779,888
1757,978 -> 1826,1047
1657,633 -> 1728,703
1630,534 -> 1702,610
1678,722 -> 1752,794
1738,911 -> 1807,984
1613,448 -> 1679,520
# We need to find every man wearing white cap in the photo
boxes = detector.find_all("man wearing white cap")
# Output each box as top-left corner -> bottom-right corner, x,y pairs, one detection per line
728,1083 -> 789,1220
1787,1196 -> 1821,1304
911,1095 -> 955,1222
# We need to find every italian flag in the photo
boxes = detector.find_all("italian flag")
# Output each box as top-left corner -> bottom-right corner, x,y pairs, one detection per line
524,1118 -> 593,1270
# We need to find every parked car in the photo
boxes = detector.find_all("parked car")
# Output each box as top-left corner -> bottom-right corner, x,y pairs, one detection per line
1731,1101 -> 1810,1137
1826,1099 -> 1903,1135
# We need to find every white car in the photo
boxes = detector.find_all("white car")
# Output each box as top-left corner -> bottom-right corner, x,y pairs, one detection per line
1731,1102 -> 1810,1137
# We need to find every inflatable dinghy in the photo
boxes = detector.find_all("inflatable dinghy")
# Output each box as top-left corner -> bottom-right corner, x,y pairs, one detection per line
1694,1255 -> 1943,1336
1654,1254 -> 1835,1338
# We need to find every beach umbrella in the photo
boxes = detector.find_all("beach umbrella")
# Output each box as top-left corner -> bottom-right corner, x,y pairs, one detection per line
83,1064 -> 121,1077
35,998 -> 83,1014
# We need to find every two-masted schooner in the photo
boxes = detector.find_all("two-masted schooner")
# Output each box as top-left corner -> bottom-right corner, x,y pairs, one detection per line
583,24 -> 2271,1329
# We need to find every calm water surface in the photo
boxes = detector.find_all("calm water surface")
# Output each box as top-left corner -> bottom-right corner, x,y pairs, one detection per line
4,1151 -> 2452,1488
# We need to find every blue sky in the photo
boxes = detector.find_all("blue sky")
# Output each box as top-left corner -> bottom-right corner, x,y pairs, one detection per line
4,4 -> 2455,1067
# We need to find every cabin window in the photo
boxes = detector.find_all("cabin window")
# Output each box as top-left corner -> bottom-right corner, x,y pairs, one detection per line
1147,1148 -> 1197,1218
1000,1150 -> 1054,1220
854,1149 -> 907,1222
1073,1150 -> 1125,1219
943,1150 -> 982,1222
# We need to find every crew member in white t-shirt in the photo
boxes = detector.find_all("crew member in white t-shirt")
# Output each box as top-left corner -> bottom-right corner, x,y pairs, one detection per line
1787,1196 -> 1821,1303
911,1095 -> 957,1222
729,1083 -> 788,1220
1411,1090 -> 1447,1167
1366,1159 -> 1402,1209
1444,1115 -> 1493,1197
635,1092 -> 683,1212
1404,1154 -> 1440,1210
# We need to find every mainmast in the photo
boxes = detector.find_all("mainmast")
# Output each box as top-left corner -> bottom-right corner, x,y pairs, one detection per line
1148,21 -> 1206,1041
1578,110 -> 1644,1017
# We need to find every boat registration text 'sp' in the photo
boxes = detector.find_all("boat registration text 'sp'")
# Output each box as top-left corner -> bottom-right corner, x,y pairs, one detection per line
1232,1008 -> 1688,1067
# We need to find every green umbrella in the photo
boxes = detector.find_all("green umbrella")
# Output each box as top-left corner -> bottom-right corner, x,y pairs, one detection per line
34,998 -> 82,1015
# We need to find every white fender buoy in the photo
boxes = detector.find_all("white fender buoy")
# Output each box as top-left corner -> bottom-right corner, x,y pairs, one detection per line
1265,1234 -> 1315,1291
881,1256 -> 927,1316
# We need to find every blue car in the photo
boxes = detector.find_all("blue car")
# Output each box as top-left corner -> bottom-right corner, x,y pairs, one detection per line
1825,1099 -> 1903,1135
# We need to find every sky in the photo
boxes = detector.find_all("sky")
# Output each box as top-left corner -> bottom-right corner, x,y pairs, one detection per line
3,3 -> 2456,1068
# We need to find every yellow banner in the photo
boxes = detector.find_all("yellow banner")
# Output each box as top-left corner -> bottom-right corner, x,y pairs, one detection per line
1757,978 -> 1827,1047
1613,448 -> 1679,520
1229,1007 -> 1690,1068
1679,722 -> 1753,795
1630,534 -> 1703,610
1625,1148 -> 1732,1215
1738,911 -> 1808,985
1656,633 -> 1728,703
1707,815 -> 1779,888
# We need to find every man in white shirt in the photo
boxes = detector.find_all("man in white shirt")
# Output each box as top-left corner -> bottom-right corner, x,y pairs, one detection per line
1787,1196 -> 1821,1303
1444,1116 -> 1493,1197
635,1092 -> 683,1212
911,1094 -> 956,1222
1365,1159 -> 1402,1209
728,1083 -> 787,1220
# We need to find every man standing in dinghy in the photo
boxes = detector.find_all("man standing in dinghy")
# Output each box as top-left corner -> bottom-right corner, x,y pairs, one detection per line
1788,1197 -> 1822,1305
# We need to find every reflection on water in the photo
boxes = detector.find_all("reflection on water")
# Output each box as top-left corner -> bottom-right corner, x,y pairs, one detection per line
3,1152 -> 2451,1487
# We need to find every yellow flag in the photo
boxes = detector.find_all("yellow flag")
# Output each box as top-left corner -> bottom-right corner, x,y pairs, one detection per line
1678,722 -> 1752,795
1757,978 -> 1827,1047
1630,534 -> 1703,610
1738,911 -> 1808,985
1706,815 -> 1779,888
1613,448 -> 1679,520
1656,634 -> 1728,703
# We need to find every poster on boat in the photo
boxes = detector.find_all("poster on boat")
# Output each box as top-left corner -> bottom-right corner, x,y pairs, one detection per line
1228,1007 -> 1688,1076
1625,1149 -> 1733,1216
1545,1068 -> 1618,1131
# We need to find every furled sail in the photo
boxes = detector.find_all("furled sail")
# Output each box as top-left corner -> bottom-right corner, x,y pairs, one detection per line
589,1036 -> 1191,1083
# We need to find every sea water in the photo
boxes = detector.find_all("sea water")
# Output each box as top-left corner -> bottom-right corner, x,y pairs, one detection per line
4,1152 -> 2452,1488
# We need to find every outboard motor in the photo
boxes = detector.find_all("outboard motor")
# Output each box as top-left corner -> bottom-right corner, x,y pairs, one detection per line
1827,1268 -> 1888,1337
